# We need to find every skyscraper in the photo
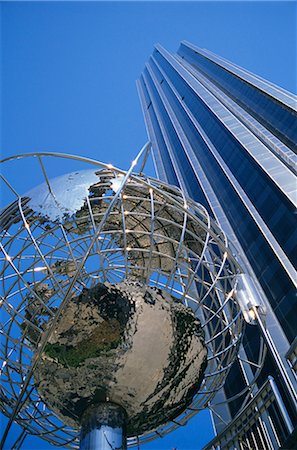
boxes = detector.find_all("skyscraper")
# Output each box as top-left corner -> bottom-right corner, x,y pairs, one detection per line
137,41 -> 297,449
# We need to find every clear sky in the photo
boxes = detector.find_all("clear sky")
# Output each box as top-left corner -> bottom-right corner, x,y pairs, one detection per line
1,1 -> 296,449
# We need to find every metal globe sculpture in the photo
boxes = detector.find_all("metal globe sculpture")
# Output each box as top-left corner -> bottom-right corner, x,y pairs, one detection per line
0,149 -> 243,449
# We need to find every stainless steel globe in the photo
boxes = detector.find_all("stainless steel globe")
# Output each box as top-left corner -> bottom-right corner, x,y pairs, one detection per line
0,150 -> 243,448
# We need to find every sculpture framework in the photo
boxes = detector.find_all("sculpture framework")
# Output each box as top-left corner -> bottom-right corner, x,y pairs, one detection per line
0,145 -> 243,448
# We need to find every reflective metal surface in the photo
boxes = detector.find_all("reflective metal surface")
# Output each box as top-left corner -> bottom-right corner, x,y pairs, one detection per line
80,403 -> 127,450
0,151 -> 243,448
80,425 -> 125,450
26,170 -> 100,223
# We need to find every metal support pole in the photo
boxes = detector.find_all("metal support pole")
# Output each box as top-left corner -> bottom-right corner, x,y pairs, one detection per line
253,306 -> 297,411
80,403 -> 127,450
268,376 -> 294,434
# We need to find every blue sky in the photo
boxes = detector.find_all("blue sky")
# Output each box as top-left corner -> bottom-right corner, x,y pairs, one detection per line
1,1 -> 296,449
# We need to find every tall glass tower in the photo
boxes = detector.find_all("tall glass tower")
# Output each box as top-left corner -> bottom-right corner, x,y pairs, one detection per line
137,41 -> 297,449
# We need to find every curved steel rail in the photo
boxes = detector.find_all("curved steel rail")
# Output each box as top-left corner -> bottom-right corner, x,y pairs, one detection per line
0,149 -> 243,448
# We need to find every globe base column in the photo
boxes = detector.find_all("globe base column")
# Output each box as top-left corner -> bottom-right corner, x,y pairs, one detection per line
79,403 -> 127,450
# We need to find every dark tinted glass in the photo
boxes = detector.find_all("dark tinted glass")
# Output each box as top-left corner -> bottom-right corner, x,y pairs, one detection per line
178,44 -> 297,151
148,53 -> 297,342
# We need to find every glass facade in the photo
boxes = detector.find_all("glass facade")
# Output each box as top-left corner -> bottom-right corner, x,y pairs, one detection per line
177,43 -> 297,150
138,42 -> 297,449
